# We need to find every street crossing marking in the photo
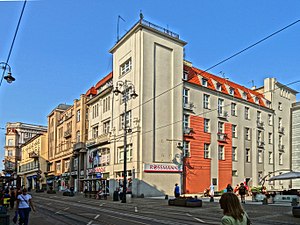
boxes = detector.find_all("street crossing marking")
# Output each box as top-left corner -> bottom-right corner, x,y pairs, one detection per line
63,207 -> 69,211
94,214 -> 100,219
87,220 -> 93,225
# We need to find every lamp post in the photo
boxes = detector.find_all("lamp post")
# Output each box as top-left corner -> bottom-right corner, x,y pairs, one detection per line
113,80 -> 138,203
0,62 -> 16,85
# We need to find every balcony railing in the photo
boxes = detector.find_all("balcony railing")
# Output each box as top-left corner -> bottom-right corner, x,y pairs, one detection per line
64,129 -> 72,138
86,133 -> 110,148
217,133 -> 227,141
183,102 -> 194,111
278,144 -> 285,151
218,111 -> 228,119
183,127 -> 193,135
278,126 -> 285,134
257,140 -> 265,148
257,121 -> 264,129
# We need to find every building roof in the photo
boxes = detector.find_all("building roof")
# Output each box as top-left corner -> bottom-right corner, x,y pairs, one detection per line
86,72 -> 113,97
184,64 -> 269,108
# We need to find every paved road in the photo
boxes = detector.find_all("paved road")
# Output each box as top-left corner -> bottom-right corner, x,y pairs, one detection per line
5,192 -> 300,225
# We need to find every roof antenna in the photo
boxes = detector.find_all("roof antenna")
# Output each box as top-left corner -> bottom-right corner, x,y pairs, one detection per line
117,15 -> 125,42
219,71 -> 229,80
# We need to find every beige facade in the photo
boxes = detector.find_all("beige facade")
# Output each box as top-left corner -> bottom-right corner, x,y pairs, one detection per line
47,95 -> 88,191
18,133 -> 48,190
3,122 -> 47,188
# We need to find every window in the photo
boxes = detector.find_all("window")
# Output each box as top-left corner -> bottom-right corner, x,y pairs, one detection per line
218,98 -> 224,114
245,107 -> 250,119
232,170 -> 238,176
120,110 -> 132,130
232,147 -> 237,161
204,119 -> 210,133
243,92 -> 247,100
183,70 -> 188,81
203,94 -> 210,109
183,141 -> 190,157
183,114 -> 189,129
59,128 -> 63,139
76,110 -> 80,122
229,87 -> 234,96
279,135 -> 283,146
64,160 -> 70,172
183,88 -> 189,105
218,122 -> 224,133
56,162 -> 61,173
103,96 -> 111,112
246,148 -> 250,162
245,127 -> 250,140
216,83 -> 222,91
279,153 -> 283,165
232,125 -> 237,138
257,130 -> 262,142
268,133 -> 272,144
268,114 -> 272,125
76,131 -> 80,142
118,144 -> 133,163
92,104 -> 99,119
218,145 -> 224,160
278,117 -> 282,128
202,78 -> 208,87
257,111 -> 261,122
231,103 -> 237,116
255,97 -> 259,104
204,143 -> 210,159
268,152 -> 273,164
278,102 -> 283,111
120,58 -> 132,76
7,150 -> 13,156
103,121 -> 110,134
92,126 -> 98,138
8,139 -> 14,146
258,150 -> 263,163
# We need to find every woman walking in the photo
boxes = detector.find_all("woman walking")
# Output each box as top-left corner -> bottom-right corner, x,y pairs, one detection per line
16,188 -> 36,225
219,192 -> 251,225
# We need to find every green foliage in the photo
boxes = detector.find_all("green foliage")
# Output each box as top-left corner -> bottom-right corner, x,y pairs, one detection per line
251,186 -> 262,193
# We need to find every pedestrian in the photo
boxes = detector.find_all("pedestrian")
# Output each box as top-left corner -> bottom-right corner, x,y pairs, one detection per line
174,183 -> 180,198
16,188 -> 36,225
10,188 -> 16,209
3,189 -> 10,208
238,182 -> 247,203
219,192 -> 251,225
226,184 -> 233,193
234,184 -> 240,195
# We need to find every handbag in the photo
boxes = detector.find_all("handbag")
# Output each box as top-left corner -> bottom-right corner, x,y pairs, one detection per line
20,195 -> 31,211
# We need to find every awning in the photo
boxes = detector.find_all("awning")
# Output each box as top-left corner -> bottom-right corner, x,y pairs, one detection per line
268,171 -> 300,181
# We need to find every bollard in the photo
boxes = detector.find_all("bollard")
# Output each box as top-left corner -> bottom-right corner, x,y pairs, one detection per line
165,195 -> 168,200
210,196 -> 214,202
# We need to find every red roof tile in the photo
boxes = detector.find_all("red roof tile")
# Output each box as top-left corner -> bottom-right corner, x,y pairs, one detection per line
85,72 -> 113,96
186,65 -> 267,108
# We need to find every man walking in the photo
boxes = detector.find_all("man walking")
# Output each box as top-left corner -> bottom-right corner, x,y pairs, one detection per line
174,183 -> 180,198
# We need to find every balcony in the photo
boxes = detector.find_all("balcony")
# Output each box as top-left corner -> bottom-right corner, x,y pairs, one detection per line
218,111 -> 228,120
278,144 -> 285,151
29,151 -> 39,159
257,140 -> 265,148
257,121 -> 264,129
278,126 -> 285,134
183,102 -> 194,111
86,133 -> 110,148
217,132 -> 227,142
73,142 -> 86,153
183,127 -> 193,135
64,129 -> 72,138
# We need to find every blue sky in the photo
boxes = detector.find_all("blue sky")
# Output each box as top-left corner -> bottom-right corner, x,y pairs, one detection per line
0,0 -> 300,170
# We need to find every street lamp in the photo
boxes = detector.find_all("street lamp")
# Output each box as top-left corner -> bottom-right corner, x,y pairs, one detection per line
113,80 -> 138,203
0,62 -> 16,84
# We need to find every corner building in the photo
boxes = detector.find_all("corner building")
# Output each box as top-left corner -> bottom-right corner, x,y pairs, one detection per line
88,18 -> 297,196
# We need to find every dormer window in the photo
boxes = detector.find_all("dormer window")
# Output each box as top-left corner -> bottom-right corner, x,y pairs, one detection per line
243,92 -> 247,100
266,100 -> 271,108
229,87 -> 235,96
216,83 -> 222,91
183,70 -> 188,81
255,97 -> 259,104
202,78 -> 208,87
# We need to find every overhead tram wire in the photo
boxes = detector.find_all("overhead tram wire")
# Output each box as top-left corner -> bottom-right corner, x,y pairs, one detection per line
0,0 -> 27,87
90,19 -> 300,134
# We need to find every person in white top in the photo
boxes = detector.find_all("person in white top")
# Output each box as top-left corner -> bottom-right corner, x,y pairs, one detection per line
16,188 -> 36,225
